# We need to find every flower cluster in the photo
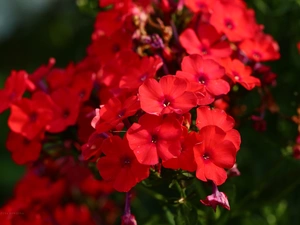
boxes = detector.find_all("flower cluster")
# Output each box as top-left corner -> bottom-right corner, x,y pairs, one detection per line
0,0 -> 280,223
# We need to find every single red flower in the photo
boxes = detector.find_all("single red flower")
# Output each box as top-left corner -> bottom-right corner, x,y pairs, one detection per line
70,71 -> 96,102
45,63 -> 74,91
8,92 -> 53,140
193,125 -> 237,185
126,113 -> 182,165
120,55 -> 162,90
179,23 -> 232,58
176,55 -> 229,101
0,70 -> 29,113
239,32 -> 280,62
47,88 -> 80,133
97,136 -> 150,192
210,1 -> 256,42
196,106 -> 241,150
94,8 -> 129,36
6,132 -> 42,165
139,75 -> 197,115
88,29 -> 133,65
92,95 -> 140,133
224,59 -> 261,90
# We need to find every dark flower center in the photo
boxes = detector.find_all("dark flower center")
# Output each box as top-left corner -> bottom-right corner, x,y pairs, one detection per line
151,135 -> 158,143
232,71 -> 241,81
112,44 -> 120,53
118,109 -> 125,118
198,73 -> 207,84
203,153 -> 210,160
63,109 -> 70,118
29,112 -> 38,122
252,51 -> 262,60
121,156 -> 132,167
163,99 -> 171,107
224,19 -> 235,30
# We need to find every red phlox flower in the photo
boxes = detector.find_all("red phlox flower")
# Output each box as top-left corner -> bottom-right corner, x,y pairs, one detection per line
139,75 -> 197,115
55,204 -> 96,225
239,32 -> 280,62
88,29 -> 133,65
162,127 -> 197,172
126,113 -> 182,165
6,132 -> 42,165
92,95 -> 140,133
70,71 -> 96,102
193,125 -> 237,185
224,59 -> 261,90
47,88 -> 80,133
179,23 -> 232,58
0,70 -> 30,113
94,6 -> 131,36
45,63 -> 75,91
184,0 -> 216,13
210,1 -> 257,42
176,55 -> 229,102
200,182 -> 230,211
96,50 -> 139,102
119,55 -> 163,90
8,92 -> 53,140
97,136 -> 150,192
196,106 -> 241,150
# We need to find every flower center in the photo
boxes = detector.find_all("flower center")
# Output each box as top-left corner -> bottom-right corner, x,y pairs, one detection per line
252,51 -> 261,60
63,109 -> 70,118
224,19 -> 235,30
202,153 -> 210,160
112,44 -> 120,53
163,99 -> 171,107
29,112 -> 38,122
151,135 -> 158,143
198,73 -> 207,84
232,71 -> 240,81
121,156 -> 132,167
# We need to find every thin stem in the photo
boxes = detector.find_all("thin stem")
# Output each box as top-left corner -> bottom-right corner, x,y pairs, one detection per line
124,190 -> 131,215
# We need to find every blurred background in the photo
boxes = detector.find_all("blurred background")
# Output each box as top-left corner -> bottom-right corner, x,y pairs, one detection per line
0,0 -> 300,224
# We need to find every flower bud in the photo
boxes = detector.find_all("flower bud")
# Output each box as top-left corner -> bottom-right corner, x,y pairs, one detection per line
200,183 -> 230,211
121,214 -> 137,225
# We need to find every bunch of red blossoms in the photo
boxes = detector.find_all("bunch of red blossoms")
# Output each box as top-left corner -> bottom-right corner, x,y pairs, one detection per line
0,0 -> 280,224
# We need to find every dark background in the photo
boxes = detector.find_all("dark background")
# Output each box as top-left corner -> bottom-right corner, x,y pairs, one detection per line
0,0 -> 300,224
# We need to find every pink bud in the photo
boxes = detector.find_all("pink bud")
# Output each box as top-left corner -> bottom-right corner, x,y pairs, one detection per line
200,183 -> 230,211
121,214 -> 137,225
